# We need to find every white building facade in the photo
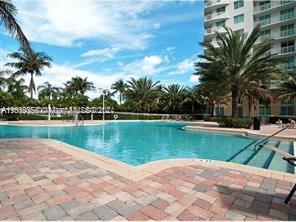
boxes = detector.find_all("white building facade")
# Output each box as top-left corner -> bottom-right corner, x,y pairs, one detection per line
204,0 -> 296,118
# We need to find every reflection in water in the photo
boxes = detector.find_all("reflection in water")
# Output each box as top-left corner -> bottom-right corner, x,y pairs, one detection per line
0,122 -> 256,166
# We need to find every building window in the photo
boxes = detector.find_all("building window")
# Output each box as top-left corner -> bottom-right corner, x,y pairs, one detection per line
281,99 -> 295,116
260,30 -> 270,40
281,0 -> 293,5
280,8 -> 294,21
281,41 -> 295,53
281,56 -> 296,69
281,24 -> 294,37
234,0 -> 244,9
216,7 -> 225,13
234,14 -> 244,24
259,14 -> 271,26
259,1 -> 271,11
215,107 -> 224,116
216,20 -> 226,27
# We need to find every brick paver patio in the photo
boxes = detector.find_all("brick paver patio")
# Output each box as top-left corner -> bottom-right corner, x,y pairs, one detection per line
0,139 -> 295,221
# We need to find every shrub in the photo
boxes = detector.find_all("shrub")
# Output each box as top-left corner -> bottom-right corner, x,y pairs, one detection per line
203,116 -> 222,122
217,117 -> 252,129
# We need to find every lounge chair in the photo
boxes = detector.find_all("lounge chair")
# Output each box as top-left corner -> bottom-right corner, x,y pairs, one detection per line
262,144 -> 296,204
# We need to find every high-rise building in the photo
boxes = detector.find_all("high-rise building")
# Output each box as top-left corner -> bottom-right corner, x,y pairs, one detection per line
204,0 -> 296,118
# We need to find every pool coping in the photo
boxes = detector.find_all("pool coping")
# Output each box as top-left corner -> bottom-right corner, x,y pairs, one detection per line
7,138 -> 293,183
184,125 -> 296,141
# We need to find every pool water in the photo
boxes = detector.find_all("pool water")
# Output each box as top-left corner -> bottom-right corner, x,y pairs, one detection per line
0,121 -> 259,166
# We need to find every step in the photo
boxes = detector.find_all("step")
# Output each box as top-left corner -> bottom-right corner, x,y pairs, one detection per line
268,141 -> 294,174
247,141 -> 279,168
229,140 -> 259,164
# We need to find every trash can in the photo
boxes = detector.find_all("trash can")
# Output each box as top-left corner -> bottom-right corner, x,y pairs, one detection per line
253,117 -> 260,130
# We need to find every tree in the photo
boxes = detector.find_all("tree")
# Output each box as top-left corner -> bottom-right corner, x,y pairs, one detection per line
125,77 -> 160,113
65,76 -> 94,96
6,77 -> 28,99
184,87 -> 203,114
37,82 -> 60,100
195,26 -> 282,117
0,0 -> 32,54
111,79 -> 128,105
6,48 -> 52,98
196,82 -> 229,116
277,76 -> 296,101
239,80 -> 271,117
162,84 -> 186,113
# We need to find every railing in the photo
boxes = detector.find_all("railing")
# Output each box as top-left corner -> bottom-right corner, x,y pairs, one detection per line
205,12 -> 228,21
254,0 -> 295,13
281,45 -> 295,54
73,113 -> 84,126
205,26 -> 226,35
253,125 -> 289,151
205,0 -> 230,7
255,15 -> 295,27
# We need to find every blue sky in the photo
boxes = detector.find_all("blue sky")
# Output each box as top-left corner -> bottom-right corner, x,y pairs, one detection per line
0,0 -> 204,98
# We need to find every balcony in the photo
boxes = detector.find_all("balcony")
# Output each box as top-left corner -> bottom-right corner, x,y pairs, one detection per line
254,1 -> 295,14
205,12 -> 229,22
204,26 -> 227,36
205,0 -> 230,9
281,63 -> 296,70
281,45 -> 295,54
255,14 -> 296,27
258,29 -> 295,42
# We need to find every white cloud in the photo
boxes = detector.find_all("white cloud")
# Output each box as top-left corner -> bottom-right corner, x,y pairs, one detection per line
168,58 -> 194,76
189,75 -> 199,84
81,47 -> 120,59
15,0 -> 167,49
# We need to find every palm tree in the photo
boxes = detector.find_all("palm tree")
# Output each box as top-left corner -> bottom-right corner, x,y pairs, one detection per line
38,82 -> 61,100
6,48 -> 52,98
0,71 -> 7,91
196,82 -> 229,116
65,76 -> 95,96
6,77 -> 28,99
126,77 -> 160,113
239,80 -> 271,117
195,25 -> 282,117
0,0 -> 32,54
162,84 -> 186,113
277,76 -> 296,101
184,87 -> 203,114
111,79 -> 128,105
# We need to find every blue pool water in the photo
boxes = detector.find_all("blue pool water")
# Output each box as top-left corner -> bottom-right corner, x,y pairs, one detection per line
0,121 -> 259,166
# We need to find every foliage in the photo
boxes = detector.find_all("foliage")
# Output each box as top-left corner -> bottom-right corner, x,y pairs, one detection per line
6,48 -> 52,98
111,79 -> 128,105
277,76 -> 296,101
162,84 -> 186,113
217,117 -> 253,129
195,25 -> 283,117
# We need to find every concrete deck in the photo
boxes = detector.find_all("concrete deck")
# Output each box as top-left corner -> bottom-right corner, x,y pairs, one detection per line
0,138 -> 295,221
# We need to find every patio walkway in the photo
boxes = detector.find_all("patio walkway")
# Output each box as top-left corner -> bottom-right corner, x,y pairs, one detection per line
0,139 -> 295,221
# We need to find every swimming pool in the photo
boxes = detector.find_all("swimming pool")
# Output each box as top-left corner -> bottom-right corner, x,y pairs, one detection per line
0,121 -> 294,173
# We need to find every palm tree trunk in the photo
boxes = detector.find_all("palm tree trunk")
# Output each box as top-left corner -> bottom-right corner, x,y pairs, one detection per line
191,103 -> 194,114
231,85 -> 239,117
29,72 -> 34,99
248,97 -> 252,118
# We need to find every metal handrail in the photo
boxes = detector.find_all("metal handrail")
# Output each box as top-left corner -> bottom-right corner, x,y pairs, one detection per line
253,125 -> 289,150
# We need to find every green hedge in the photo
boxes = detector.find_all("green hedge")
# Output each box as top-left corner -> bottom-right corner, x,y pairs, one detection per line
217,117 -> 252,129
203,116 -> 222,122
92,113 -> 163,120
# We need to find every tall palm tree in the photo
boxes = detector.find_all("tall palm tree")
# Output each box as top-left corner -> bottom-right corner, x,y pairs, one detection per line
126,77 -> 160,113
195,25 -> 282,117
38,82 -> 61,100
0,71 -> 7,91
162,84 -> 186,113
111,79 -> 128,105
277,76 -> 296,101
0,0 -> 32,54
65,76 -> 95,96
5,48 -> 52,98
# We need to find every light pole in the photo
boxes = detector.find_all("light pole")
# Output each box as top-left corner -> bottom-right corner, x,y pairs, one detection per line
98,88 -> 106,122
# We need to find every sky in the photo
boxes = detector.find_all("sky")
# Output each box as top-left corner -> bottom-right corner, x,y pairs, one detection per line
0,0 -> 205,98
